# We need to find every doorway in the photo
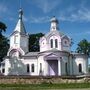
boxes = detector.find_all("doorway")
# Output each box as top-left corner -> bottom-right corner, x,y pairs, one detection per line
48,60 -> 58,76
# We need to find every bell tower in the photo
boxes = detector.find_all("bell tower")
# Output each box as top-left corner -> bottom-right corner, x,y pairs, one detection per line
9,8 -> 29,56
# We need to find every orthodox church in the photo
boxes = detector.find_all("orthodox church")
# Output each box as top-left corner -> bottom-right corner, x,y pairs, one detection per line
0,9 -> 88,76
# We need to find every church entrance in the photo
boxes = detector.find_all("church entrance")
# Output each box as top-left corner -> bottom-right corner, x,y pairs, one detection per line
47,60 -> 58,76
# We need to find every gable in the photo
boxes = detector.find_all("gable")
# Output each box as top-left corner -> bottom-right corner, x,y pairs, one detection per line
44,53 -> 59,60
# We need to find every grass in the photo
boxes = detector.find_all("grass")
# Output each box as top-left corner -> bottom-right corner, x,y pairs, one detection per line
0,83 -> 90,90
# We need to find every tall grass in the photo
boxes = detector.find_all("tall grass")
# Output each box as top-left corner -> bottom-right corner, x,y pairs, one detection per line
0,83 -> 90,90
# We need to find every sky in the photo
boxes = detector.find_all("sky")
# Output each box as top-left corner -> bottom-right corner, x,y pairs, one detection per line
0,0 -> 90,51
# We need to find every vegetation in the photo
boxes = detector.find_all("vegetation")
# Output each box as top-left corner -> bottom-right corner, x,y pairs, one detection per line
0,83 -> 90,90
76,39 -> 90,56
0,21 -> 9,61
0,35 -> 9,61
0,21 -> 7,36
29,33 -> 44,52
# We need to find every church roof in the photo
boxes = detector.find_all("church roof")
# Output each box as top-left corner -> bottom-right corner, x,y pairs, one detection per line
24,52 -> 39,57
45,30 -> 64,38
13,8 -> 26,35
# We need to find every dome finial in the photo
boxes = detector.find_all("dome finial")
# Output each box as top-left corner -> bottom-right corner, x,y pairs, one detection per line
50,16 -> 59,23
19,8 -> 23,20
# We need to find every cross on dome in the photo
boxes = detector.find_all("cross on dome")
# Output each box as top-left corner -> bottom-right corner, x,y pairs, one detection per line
19,8 -> 23,20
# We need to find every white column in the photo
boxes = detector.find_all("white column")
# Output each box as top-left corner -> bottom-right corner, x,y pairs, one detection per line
58,59 -> 61,76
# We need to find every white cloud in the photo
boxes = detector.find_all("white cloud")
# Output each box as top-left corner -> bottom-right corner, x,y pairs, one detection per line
85,31 -> 90,34
29,6 -> 90,24
30,16 -> 50,23
58,6 -> 90,22
34,0 -> 61,13
71,8 -> 90,22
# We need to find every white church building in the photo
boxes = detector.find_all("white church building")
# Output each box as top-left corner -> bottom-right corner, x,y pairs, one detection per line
0,9 -> 88,76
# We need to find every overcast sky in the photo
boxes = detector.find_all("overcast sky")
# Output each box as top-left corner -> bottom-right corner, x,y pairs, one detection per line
0,0 -> 90,51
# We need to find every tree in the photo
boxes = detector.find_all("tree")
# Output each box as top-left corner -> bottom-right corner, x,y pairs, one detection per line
0,21 -> 9,61
76,39 -> 90,56
0,21 -> 7,36
0,35 -> 9,61
29,33 -> 44,52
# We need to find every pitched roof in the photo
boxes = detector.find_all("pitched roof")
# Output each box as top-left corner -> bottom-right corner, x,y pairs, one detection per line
13,8 -> 26,35
24,52 -> 39,57
45,30 -> 64,38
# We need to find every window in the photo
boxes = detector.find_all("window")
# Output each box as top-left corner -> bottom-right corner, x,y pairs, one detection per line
63,39 -> 68,46
65,63 -> 68,74
39,63 -> 42,75
14,35 -> 18,44
50,39 -> 53,48
55,39 -> 58,48
2,68 -> 5,73
31,64 -> 34,72
65,40 -> 67,44
27,64 -> 30,73
79,64 -> 82,73
40,63 -> 42,71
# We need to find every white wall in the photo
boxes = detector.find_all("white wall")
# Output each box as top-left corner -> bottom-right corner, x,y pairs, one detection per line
61,56 -> 69,75
73,55 -> 88,75
20,35 -> 28,53
10,34 -> 20,48
61,36 -> 71,52
2,59 -> 11,75
40,37 -> 48,52
21,58 -> 38,75
37,56 -> 47,76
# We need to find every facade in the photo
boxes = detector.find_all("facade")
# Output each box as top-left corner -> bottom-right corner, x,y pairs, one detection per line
0,9 -> 88,76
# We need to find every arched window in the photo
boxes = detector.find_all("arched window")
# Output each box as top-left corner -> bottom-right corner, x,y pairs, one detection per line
40,63 -> 42,72
65,63 -> 68,74
79,64 -> 82,73
2,68 -> 5,73
31,64 -> 34,72
50,39 -> 53,48
14,35 -> 18,44
27,64 -> 30,73
39,63 -> 42,75
55,39 -> 58,48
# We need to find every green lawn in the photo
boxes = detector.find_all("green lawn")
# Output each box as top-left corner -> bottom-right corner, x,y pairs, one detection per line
0,83 -> 90,90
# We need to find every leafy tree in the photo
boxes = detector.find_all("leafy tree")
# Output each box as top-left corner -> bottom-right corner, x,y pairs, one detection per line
0,35 -> 9,61
0,21 -> 9,61
29,33 -> 44,52
0,21 -> 7,36
76,39 -> 90,56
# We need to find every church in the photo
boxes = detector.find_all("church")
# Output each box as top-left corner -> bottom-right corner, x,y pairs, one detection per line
0,9 -> 88,76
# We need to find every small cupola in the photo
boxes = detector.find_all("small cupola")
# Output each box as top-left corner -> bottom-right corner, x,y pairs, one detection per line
50,16 -> 59,31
